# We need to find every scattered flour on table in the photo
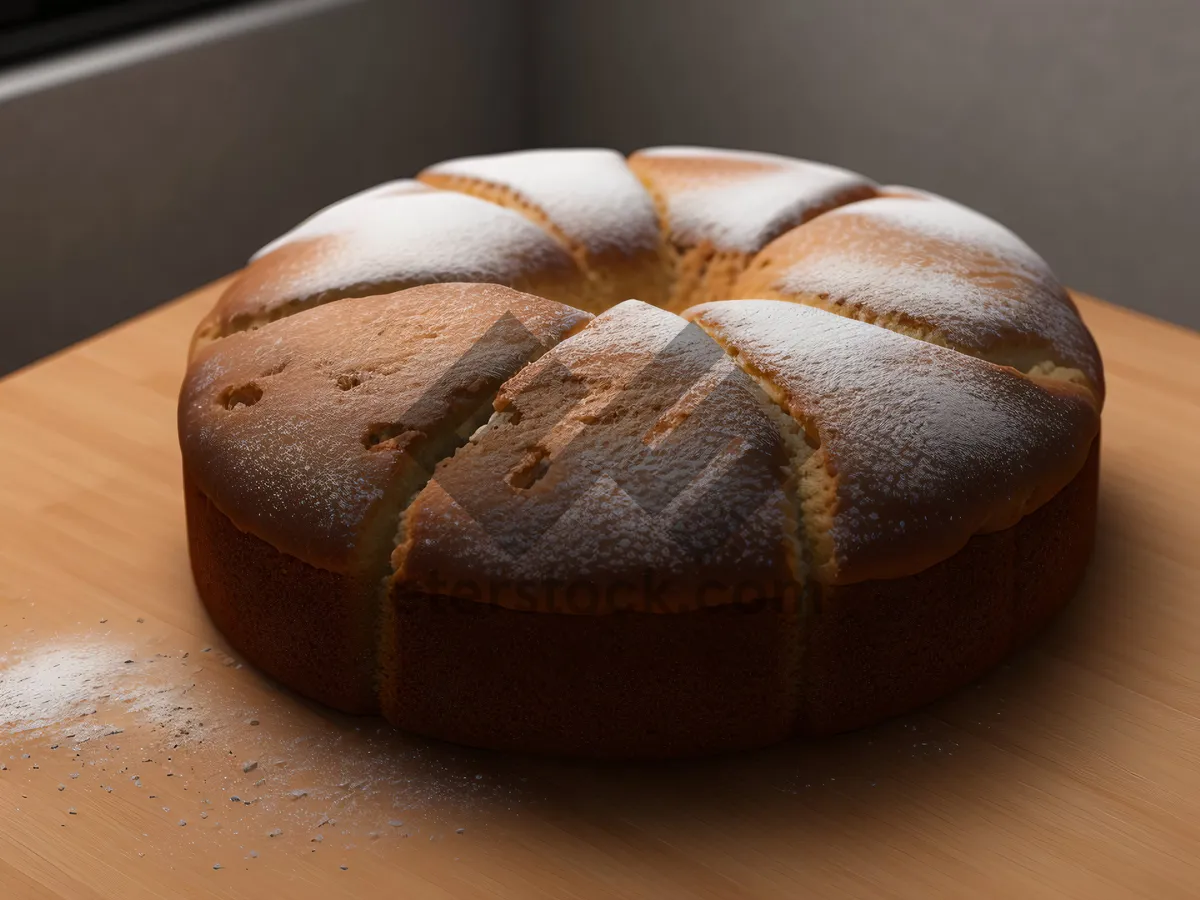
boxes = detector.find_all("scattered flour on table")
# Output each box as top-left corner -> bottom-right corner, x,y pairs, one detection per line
1,632 -> 534,865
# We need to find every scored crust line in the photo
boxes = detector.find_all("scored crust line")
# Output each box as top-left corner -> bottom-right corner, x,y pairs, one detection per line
370,311 -> 594,697
727,283 -> 1095,397
690,319 -> 835,588
419,173 -> 586,269
634,162 -> 879,313
691,319 -> 833,735
690,302 -> 1100,599
196,276 -> 423,348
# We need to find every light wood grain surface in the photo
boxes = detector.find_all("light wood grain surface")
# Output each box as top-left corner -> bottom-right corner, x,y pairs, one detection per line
1,281 -> 1197,899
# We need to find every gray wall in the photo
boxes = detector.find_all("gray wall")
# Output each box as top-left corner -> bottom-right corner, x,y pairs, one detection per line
534,0 -> 1200,330
2,0 -> 1196,374
0,0 -> 527,374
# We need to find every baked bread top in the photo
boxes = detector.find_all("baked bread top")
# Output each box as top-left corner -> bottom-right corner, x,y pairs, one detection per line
193,184 -> 589,347
734,196 -> 1104,396
629,146 -> 877,254
180,283 -> 591,572
687,300 -> 1099,584
421,148 -> 671,310
395,300 -> 799,611
182,146 -> 1103,607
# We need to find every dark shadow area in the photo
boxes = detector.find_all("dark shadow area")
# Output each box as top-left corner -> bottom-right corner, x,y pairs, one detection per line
0,0 -> 246,69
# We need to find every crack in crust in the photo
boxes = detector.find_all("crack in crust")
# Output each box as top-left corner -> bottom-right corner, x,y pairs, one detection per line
729,284 -> 1093,392
420,173 -> 581,265
727,194 -> 1104,404
688,300 -> 1099,586
689,322 -> 837,583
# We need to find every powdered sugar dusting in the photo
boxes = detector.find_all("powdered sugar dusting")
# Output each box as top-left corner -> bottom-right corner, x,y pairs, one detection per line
689,300 -> 1099,583
425,148 -> 661,257
753,196 -> 1102,388
403,300 -> 795,601
634,146 -> 876,252
182,286 -> 590,565
253,180 -> 432,260
210,186 -> 588,348
256,190 -> 578,296
838,197 -> 1045,264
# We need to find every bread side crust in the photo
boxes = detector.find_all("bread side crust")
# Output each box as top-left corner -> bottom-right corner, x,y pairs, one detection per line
377,439 -> 1096,755
185,471 -> 380,713
381,590 -> 802,758
800,437 -> 1098,733
184,432 -> 1098,754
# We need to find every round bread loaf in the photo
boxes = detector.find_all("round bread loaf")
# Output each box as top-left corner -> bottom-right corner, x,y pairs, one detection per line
180,147 -> 1103,756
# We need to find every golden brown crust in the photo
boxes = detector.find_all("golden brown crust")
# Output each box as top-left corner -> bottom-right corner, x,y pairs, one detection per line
395,300 -> 801,610
687,300 -> 1100,584
627,147 -> 877,253
180,284 -> 592,570
192,189 -> 590,348
628,147 -> 877,311
420,149 -> 672,310
662,247 -> 751,313
732,195 -> 1105,399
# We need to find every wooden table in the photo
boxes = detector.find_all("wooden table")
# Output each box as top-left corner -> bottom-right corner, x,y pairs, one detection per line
1,281 -> 1197,899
